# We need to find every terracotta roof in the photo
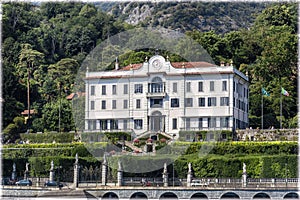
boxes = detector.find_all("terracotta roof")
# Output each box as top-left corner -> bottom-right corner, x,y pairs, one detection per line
171,62 -> 216,68
118,62 -> 216,71
119,63 -> 143,71
21,109 -> 35,115
66,92 -> 85,100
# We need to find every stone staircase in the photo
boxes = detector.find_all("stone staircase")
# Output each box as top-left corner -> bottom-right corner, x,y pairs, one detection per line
124,140 -> 143,153
158,132 -> 173,139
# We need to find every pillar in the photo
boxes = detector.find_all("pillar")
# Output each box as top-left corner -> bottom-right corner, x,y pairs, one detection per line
162,163 -> 168,187
102,155 -> 107,185
187,163 -> 192,187
49,160 -> 55,182
242,162 -> 247,187
73,153 -> 79,188
117,160 -> 123,186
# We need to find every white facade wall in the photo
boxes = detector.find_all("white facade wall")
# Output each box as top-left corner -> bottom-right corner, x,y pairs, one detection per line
85,55 -> 249,136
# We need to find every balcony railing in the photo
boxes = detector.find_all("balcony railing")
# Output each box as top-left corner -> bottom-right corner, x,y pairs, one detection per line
147,82 -> 166,97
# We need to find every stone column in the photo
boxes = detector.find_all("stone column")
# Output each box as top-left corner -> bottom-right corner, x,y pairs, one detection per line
162,163 -> 168,187
117,160 -> 123,186
49,160 -> 55,182
242,162 -> 247,187
102,155 -> 107,185
24,163 -> 29,180
187,163 -> 193,187
73,153 -> 79,188
11,163 -> 16,181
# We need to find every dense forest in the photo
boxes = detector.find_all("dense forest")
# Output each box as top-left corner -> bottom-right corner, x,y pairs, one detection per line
2,2 -> 298,143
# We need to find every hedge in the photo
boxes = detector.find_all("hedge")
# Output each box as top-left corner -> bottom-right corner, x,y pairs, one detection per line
2,143 -> 109,159
175,154 -> 297,179
183,141 -> 298,155
20,132 -> 75,143
2,156 -> 101,179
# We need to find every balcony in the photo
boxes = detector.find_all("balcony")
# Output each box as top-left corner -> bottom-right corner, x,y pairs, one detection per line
146,82 -> 166,98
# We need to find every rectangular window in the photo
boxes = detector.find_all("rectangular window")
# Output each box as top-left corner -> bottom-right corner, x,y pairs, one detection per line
112,100 -> 116,109
123,119 -> 128,130
233,97 -> 236,107
150,99 -> 163,108
173,82 -> 177,93
221,117 -> 229,128
233,81 -> 236,92
186,82 -> 191,92
110,119 -> 118,130
198,82 -> 203,92
185,98 -> 193,107
123,100 -> 128,109
112,85 -> 117,95
88,120 -> 96,130
171,98 -> 179,107
172,118 -> 177,129
186,118 -> 190,130
91,86 -> 95,96
100,120 -> 108,130
198,118 -> 203,128
134,119 -> 143,129
198,98 -> 205,107
222,81 -> 227,91
136,99 -> 141,109
101,100 -> 106,109
91,101 -> 95,110
208,97 -> 216,106
210,81 -> 214,91
208,117 -> 216,128
124,84 -> 128,94
134,84 -> 143,93
220,97 -> 229,106
102,85 -> 106,95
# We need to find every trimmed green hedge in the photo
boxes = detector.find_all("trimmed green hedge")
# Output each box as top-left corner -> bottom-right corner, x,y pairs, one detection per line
20,132 -> 75,143
2,143 -> 109,159
175,154 -> 297,179
184,141 -> 298,155
2,156 -> 101,179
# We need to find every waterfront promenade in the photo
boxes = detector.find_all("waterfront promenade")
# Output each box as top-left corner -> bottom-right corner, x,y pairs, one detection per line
2,178 -> 299,199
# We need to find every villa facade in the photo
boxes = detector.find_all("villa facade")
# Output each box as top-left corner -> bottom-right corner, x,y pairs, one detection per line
85,55 -> 249,138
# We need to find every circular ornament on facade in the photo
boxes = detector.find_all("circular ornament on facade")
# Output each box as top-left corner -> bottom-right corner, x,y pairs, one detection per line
152,59 -> 162,70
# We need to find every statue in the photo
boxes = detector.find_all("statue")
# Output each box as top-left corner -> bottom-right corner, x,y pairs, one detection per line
75,153 -> 78,164
50,160 -> 54,171
188,163 -> 192,172
118,160 -> 122,171
243,163 -> 246,174
163,163 -> 167,173
13,163 -> 16,172
25,163 -> 29,171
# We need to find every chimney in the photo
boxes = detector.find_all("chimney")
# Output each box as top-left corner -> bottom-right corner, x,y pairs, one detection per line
115,57 -> 119,70
220,61 -> 225,67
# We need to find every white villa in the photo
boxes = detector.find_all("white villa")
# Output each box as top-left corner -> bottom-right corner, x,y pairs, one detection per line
85,55 -> 249,138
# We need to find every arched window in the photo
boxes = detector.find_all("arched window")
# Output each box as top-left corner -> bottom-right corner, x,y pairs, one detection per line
151,77 -> 163,93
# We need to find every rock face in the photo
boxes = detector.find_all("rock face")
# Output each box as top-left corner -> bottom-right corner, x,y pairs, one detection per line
105,2 -> 267,34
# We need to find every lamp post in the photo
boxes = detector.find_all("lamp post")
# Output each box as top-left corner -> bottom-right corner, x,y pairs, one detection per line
172,163 -> 175,187
285,163 -> 287,187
